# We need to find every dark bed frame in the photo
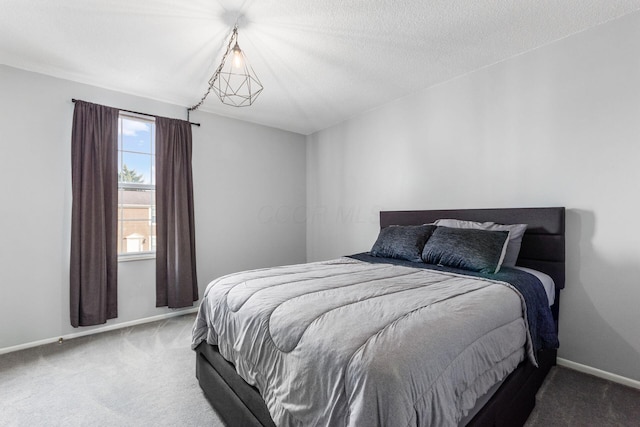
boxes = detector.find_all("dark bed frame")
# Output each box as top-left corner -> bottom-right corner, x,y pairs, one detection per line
195,207 -> 565,426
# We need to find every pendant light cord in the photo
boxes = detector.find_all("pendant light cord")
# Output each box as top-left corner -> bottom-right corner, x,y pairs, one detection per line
188,25 -> 239,113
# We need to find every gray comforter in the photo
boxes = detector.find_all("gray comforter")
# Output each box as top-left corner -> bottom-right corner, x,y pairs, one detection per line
192,257 -> 530,426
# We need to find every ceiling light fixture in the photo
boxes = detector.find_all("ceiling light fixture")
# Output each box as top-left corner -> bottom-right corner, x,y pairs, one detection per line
189,24 -> 263,112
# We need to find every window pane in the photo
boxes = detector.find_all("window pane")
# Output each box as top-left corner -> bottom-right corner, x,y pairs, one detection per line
120,208 -> 151,222
118,189 -> 153,218
121,118 -> 152,154
117,188 -> 155,255
120,152 -> 152,184
119,220 -> 153,253
117,113 -> 156,257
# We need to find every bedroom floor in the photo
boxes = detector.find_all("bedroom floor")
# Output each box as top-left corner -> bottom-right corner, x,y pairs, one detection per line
526,364 -> 640,427
1,313 -> 638,426
0,313 -> 224,426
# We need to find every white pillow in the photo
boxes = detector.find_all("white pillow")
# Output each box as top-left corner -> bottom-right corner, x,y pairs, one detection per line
434,219 -> 527,267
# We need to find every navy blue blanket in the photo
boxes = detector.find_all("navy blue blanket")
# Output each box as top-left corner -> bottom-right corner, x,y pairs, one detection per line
349,253 -> 559,360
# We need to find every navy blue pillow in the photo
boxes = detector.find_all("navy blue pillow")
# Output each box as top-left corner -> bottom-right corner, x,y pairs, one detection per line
370,224 -> 436,262
421,227 -> 509,273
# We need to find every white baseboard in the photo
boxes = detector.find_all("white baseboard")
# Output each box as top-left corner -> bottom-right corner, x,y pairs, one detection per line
557,357 -> 640,390
0,307 -> 198,356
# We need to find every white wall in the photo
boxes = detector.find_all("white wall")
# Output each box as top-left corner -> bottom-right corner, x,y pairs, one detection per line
0,65 -> 306,350
307,12 -> 640,381
189,107 -> 307,284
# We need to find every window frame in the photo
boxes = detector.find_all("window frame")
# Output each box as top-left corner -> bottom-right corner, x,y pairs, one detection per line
117,112 -> 156,261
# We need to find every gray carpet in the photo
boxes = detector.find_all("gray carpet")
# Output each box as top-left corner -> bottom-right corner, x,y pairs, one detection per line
1,313 -> 639,426
526,365 -> 640,427
0,314 -> 222,427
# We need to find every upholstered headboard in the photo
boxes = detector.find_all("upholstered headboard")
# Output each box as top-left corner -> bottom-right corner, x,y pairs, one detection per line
379,207 -> 566,290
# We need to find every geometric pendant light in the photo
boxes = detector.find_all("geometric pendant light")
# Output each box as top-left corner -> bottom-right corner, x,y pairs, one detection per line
189,24 -> 263,111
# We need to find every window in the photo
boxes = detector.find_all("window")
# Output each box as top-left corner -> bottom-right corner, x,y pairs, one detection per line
117,113 -> 156,257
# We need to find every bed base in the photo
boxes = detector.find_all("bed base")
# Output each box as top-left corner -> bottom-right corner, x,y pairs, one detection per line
196,207 -> 565,426
196,342 -> 556,427
196,342 -> 275,427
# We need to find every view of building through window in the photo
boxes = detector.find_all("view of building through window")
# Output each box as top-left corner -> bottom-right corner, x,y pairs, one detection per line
117,113 -> 156,256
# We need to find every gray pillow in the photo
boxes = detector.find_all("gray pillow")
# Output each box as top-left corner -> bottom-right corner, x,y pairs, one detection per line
370,224 -> 436,262
421,226 -> 509,273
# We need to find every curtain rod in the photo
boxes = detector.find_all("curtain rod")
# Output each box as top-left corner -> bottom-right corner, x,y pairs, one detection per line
71,99 -> 201,127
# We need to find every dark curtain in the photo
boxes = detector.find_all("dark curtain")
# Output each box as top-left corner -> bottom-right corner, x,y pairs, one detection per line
70,101 -> 119,327
155,117 -> 198,308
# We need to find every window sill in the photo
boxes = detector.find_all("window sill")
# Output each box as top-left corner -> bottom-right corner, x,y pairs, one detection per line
118,253 -> 156,262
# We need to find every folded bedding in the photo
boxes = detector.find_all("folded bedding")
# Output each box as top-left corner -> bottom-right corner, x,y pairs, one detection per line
192,256 -> 559,427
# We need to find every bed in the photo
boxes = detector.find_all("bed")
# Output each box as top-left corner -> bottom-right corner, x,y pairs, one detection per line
193,207 -> 565,426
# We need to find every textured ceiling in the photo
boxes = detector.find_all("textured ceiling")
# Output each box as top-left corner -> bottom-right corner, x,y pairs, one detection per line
2,0 -> 640,135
